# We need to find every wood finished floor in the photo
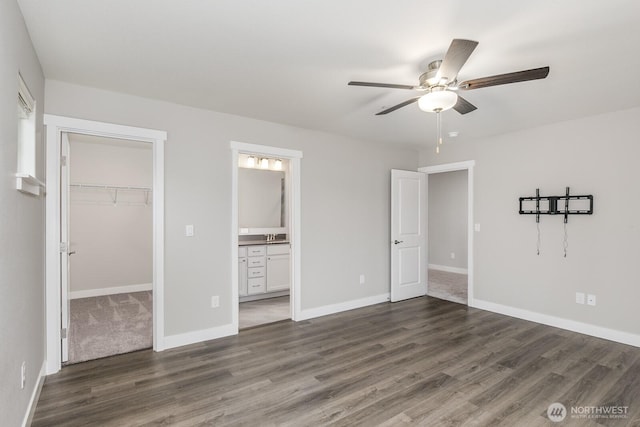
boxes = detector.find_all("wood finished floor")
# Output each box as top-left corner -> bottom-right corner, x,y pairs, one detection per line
33,297 -> 640,426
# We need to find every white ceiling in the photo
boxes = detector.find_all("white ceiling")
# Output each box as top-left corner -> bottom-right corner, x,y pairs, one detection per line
18,0 -> 640,150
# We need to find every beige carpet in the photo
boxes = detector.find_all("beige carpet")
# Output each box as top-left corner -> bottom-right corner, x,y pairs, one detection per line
240,295 -> 290,329
68,291 -> 152,364
427,269 -> 468,305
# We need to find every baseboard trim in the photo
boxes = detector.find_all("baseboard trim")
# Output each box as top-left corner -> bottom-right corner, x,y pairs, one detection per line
70,283 -> 152,299
297,293 -> 390,321
472,298 -> 640,348
22,360 -> 46,427
428,264 -> 468,275
162,323 -> 237,350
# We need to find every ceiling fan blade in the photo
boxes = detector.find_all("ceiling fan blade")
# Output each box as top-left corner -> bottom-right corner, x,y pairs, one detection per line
375,96 -> 421,115
458,66 -> 550,90
453,95 -> 477,115
436,39 -> 479,83
348,81 -> 415,90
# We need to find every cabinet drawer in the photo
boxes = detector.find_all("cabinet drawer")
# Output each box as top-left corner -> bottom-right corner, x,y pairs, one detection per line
247,277 -> 266,295
247,257 -> 266,268
238,246 -> 248,257
248,266 -> 265,278
267,244 -> 290,255
247,245 -> 266,256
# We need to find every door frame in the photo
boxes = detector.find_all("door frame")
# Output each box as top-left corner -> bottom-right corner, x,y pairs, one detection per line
418,160 -> 475,305
230,141 -> 303,330
44,115 -> 167,375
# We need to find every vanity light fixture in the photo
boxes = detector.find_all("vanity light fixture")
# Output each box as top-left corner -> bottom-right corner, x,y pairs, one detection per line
246,156 -> 256,168
260,158 -> 269,169
274,159 -> 282,170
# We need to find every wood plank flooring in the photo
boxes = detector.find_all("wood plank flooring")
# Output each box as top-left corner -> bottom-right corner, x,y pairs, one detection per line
32,297 -> 640,426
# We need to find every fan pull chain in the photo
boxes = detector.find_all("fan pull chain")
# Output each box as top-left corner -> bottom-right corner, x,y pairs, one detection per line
435,109 -> 442,154
563,222 -> 569,257
536,222 -> 541,255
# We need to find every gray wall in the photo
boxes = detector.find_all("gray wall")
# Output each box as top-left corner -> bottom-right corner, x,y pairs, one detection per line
69,138 -> 153,293
0,1 -> 46,425
428,170 -> 468,269
419,106 -> 640,336
45,80 -> 418,336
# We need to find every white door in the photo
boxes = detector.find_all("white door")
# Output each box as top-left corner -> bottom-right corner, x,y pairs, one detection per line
60,133 -> 71,362
391,169 -> 427,302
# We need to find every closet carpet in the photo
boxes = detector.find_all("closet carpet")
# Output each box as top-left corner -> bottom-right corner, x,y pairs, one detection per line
68,291 -> 152,364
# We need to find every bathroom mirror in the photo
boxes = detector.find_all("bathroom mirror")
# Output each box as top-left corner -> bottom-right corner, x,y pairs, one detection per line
238,168 -> 286,234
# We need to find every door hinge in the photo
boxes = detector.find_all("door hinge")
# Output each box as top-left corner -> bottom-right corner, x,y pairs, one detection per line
61,155 -> 67,166
59,242 -> 67,253
61,328 -> 67,339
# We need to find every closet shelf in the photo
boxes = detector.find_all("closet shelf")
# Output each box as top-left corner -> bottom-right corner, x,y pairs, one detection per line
70,183 -> 152,191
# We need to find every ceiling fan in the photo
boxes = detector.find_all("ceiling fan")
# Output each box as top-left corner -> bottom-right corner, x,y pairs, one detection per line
348,39 -> 549,151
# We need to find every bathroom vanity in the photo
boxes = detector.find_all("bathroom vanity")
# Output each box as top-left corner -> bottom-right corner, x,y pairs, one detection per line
238,241 -> 290,301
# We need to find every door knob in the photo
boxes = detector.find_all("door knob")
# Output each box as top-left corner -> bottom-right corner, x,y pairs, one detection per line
393,240 -> 403,245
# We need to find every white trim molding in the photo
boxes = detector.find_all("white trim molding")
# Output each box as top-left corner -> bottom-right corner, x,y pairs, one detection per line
163,324 -> 236,350
22,361 -> 46,427
472,299 -> 640,348
69,283 -> 153,299
230,141 -> 303,334
419,160 -> 475,306
297,293 -> 390,321
44,115 -> 167,374
428,264 -> 468,275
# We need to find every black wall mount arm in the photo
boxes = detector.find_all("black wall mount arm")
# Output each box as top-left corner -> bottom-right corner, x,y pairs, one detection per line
519,187 -> 593,223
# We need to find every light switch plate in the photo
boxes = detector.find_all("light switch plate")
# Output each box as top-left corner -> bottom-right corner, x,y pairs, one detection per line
474,223 -> 481,232
575,292 -> 585,304
587,294 -> 596,306
185,224 -> 194,237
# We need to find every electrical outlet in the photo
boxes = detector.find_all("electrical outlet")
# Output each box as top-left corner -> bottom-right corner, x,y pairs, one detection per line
21,362 -> 26,389
450,252 -> 456,260
587,294 -> 596,306
359,274 -> 365,285
575,292 -> 585,304
211,296 -> 220,308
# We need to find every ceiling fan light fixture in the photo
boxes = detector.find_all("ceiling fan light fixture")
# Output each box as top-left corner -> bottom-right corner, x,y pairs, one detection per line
418,90 -> 458,113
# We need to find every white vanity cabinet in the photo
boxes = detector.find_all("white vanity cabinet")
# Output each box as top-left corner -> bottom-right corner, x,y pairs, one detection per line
238,247 -> 248,296
266,244 -> 291,292
246,245 -> 266,295
239,243 -> 290,300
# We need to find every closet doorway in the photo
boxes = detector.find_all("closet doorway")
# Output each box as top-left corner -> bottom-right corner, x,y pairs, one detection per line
230,142 -> 303,331
44,115 -> 166,375
63,133 -> 153,363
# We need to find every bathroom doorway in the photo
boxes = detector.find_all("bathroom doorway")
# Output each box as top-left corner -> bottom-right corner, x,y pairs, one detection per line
230,142 -> 302,331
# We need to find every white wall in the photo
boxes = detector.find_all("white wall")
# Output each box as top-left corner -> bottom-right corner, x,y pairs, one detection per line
69,137 -> 152,294
419,107 -> 640,338
428,170 -> 468,269
45,80 -> 418,337
0,1 -> 46,425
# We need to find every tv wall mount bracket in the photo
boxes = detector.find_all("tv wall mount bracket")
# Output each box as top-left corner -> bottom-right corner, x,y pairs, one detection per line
519,187 -> 593,224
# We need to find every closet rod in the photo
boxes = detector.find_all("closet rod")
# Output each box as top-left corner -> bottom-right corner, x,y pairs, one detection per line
70,183 -> 152,191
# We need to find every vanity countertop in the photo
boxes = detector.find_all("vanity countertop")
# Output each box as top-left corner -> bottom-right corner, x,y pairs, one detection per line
239,240 -> 290,247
